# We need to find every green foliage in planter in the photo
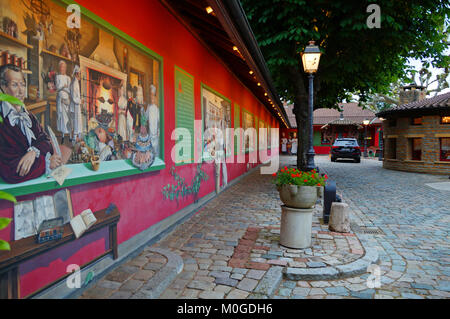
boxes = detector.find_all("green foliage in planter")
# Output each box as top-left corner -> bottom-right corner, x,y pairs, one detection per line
162,164 -> 209,201
0,191 -> 17,251
273,167 -> 328,187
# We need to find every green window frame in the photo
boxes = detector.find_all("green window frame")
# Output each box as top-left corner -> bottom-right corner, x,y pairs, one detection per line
0,0 -> 166,197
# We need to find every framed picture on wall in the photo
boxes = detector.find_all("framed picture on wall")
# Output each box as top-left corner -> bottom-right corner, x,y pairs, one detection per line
201,85 -> 232,160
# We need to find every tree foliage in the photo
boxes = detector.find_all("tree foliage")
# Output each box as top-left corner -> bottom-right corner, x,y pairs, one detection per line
241,0 -> 449,169
242,0 -> 449,105
359,67 -> 449,113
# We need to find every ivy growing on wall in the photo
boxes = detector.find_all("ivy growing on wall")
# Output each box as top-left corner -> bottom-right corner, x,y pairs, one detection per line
162,164 -> 209,202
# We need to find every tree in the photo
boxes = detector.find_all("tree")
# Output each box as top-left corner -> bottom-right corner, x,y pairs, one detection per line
359,67 -> 450,113
240,0 -> 449,170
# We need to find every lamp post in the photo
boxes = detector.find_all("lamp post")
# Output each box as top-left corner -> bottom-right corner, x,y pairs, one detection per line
363,119 -> 370,158
301,41 -> 322,171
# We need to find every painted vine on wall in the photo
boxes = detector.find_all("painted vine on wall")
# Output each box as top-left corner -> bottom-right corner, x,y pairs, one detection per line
162,164 -> 208,202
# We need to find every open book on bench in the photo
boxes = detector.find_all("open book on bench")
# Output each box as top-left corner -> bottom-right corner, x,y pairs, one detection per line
14,189 -> 73,240
70,209 -> 97,239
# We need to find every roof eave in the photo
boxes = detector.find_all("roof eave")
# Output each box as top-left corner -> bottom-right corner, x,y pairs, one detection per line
208,0 -> 290,128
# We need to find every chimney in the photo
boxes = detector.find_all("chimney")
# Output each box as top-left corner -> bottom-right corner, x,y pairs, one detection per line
399,84 -> 427,105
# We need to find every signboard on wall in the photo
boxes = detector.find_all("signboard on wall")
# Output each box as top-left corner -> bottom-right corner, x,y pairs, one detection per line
174,67 -> 195,164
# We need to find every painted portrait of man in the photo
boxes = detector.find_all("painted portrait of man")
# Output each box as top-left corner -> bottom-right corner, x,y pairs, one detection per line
0,64 -> 62,184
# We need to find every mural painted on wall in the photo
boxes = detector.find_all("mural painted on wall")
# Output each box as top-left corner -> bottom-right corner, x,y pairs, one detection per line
242,110 -> 254,152
0,0 -> 162,184
202,87 -> 231,159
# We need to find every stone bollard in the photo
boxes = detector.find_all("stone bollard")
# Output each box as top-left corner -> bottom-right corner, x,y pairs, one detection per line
329,202 -> 351,233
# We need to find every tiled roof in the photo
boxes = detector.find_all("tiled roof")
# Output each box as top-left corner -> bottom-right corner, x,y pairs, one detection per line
321,118 -> 363,129
284,102 -> 381,128
314,103 -> 378,125
377,92 -> 450,117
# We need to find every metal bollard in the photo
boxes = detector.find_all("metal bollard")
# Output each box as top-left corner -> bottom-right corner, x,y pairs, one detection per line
323,180 -> 337,224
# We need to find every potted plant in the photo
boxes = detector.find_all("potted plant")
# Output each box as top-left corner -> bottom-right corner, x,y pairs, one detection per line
273,167 -> 328,249
273,167 -> 327,209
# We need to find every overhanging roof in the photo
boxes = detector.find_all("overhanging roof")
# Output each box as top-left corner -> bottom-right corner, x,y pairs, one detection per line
160,0 -> 290,128
377,92 -> 450,117
321,118 -> 363,130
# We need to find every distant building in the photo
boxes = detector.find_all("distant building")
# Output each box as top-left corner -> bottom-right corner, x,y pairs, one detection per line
281,102 -> 381,155
377,86 -> 450,175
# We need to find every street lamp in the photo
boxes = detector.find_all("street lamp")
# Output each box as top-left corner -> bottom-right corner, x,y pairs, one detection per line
363,119 -> 370,158
301,41 -> 322,171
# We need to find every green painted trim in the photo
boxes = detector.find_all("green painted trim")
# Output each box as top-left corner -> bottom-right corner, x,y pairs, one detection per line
174,66 -> 195,166
0,158 -> 166,197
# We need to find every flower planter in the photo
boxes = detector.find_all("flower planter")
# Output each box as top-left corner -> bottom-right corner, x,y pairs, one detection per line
277,184 -> 318,209
280,205 -> 313,249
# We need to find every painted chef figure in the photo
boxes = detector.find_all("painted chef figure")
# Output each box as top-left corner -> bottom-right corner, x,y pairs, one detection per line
146,84 -> 159,156
56,60 -> 71,143
69,65 -> 83,141
0,64 -> 62,184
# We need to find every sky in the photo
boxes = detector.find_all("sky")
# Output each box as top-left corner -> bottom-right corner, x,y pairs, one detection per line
408,56 -> 450,96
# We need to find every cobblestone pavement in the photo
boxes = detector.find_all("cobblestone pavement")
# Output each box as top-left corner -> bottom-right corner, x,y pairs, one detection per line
272,156 -> 450,299
80,249 -> 168,299
81,156 -> 450,299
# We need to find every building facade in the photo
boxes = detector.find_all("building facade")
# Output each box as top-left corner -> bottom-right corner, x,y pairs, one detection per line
281,103 -> 381,155
377,88 -> 450,175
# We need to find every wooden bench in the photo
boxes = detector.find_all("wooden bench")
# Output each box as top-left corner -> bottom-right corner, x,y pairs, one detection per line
0,206 -> 120,299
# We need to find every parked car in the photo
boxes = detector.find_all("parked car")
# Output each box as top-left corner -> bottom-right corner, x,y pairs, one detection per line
331,138 -> 361,163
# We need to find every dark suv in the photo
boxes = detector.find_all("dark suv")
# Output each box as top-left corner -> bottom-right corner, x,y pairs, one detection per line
331,138 -> 361,163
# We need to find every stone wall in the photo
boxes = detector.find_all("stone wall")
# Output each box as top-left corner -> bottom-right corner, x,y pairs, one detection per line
382,115 -> 450,175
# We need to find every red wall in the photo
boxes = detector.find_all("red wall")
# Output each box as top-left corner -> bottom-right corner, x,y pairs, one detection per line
0,0 -> 279,298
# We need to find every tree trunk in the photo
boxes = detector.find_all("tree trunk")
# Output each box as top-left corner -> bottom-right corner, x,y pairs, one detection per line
293,96 -> 309,170
288,66 -> 309,171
